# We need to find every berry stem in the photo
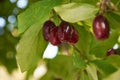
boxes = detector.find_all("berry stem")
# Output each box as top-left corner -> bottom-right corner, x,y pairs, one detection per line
98,0 -> 118,13
52,9 -> 63,22
49,9 -> 55,20
99,0 -> 110,14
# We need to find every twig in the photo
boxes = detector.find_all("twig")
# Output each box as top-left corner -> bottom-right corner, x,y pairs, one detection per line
100,0 -> 110,14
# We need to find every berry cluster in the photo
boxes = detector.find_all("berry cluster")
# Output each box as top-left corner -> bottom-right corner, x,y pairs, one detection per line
93,14 -> 110,40
42,20 -> 79,46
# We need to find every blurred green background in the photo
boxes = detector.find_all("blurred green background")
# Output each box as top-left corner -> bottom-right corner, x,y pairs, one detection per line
0,0 -> 39,79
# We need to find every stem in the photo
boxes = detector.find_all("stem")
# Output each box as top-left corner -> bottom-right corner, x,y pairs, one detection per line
49,9 -> 55,20
100,0 -> 110,14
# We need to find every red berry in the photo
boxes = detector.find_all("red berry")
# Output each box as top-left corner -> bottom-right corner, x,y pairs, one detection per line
57,21 -> 79,44
107,48 -> 116,56
49,27 -> 61,45
58,21 -> 73,42
42,20 -> 56,41
93,14 -> 110,40
68,26 -> 79,44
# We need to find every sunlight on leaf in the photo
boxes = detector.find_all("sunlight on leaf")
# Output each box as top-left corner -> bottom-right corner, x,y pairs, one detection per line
54,3 -> 98,22
43,43 -> 58,59
17,24 -> 47,72
86,63 -> 98,80
18,0 -> 61,33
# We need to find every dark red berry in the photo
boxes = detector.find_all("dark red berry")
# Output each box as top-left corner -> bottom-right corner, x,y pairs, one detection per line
42,20 -> 56,41
107,48 -> 116,56
93,14 -> 110,40
68,26 -> 79,44
58,21 -> 73,42
58,21 -> 79,44
49,27 -> 61,45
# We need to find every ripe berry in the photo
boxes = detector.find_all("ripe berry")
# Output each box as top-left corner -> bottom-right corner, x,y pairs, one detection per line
107,48 -> 116,56
49,27 -> 61,45
42,20 -> 56,41
58,21 -> 72,42
58,21 -> 79,44
93,14 -> 110,40
68,26 -> 79,44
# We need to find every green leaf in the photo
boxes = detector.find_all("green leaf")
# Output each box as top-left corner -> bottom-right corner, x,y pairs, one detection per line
62,0 -> 98,4
73,49 -> 87,69
74,24 -> 91,57
16,24 -> 47,72
86,63 -> 98,80
40,72 -> 54,80
105,12 -> 120,30
18,0 -> 61,34
106,55 -> 120,69
111,0 -> 118,3
80,70 -> 93,80
71,0 -> 98,4
89,30 -> 119,58
45,55 -> 79,80
92,60 -> 117,77
54,3 -> 98,23
103,69 -> 120,80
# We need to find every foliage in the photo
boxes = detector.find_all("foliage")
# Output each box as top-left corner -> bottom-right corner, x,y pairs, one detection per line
1,0 -> 120,80
17,0 -> 120,80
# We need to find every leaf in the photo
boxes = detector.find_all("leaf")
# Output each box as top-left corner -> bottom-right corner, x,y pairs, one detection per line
54,3 -> 98,23
105,12 -> 120,30
92,60 -> 117,77
73,49 -> 86,69
86,63 -> 98,80
40,72 -> 54,80
62,0 -> 98,4
71,0 -> 98,4
16,23 -> 47,72
80,70 -> 93,80
106,55 -> 120,69
45,55 -> 79,80
18,0 -> 61,34
74,24 -> 91,57
111,0 -> 118,4
103,69 -> 120,80
89,30 -> 119,58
